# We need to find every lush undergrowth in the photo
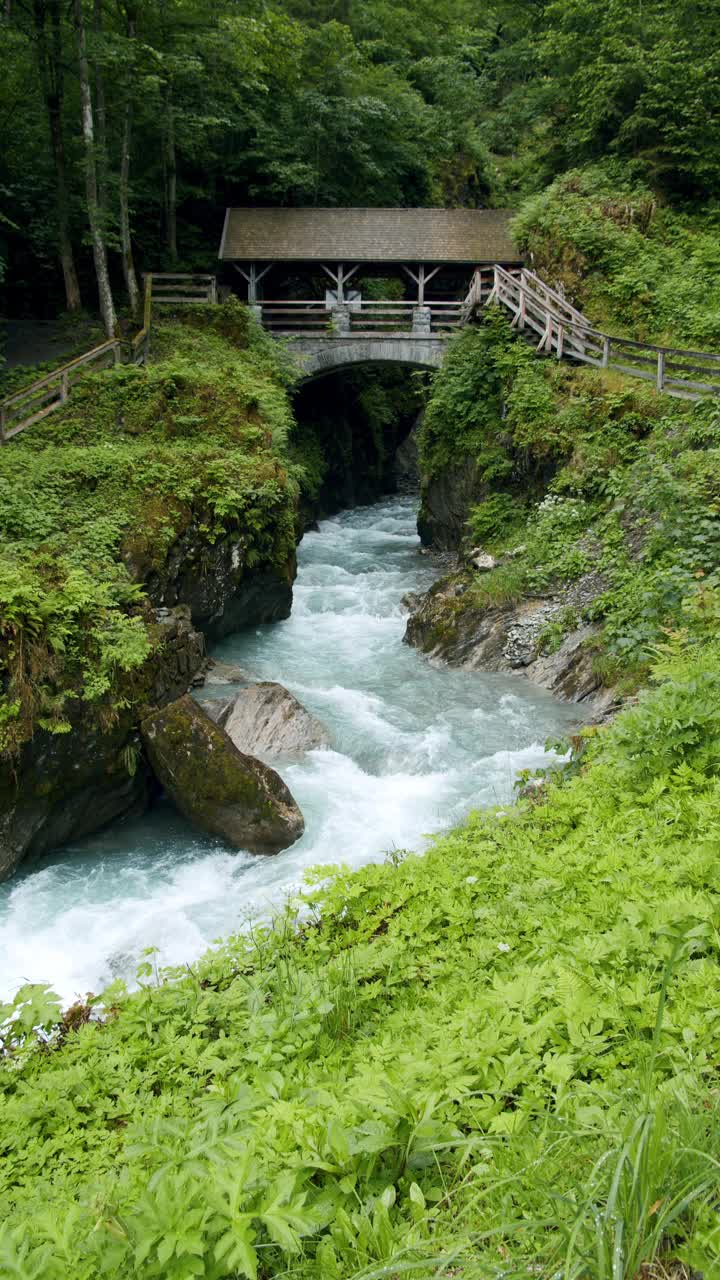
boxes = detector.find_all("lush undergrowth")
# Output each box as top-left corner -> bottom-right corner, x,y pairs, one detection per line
0,302 -> 300,755
2,635 -> 720,1276
420,314 -> 720,688
513,165 -> 720,347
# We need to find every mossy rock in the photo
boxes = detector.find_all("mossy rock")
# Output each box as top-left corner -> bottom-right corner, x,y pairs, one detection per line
141,695 -> 304,854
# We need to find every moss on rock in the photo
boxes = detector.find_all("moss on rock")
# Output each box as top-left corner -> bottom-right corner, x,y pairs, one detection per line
141,695 -> 304,854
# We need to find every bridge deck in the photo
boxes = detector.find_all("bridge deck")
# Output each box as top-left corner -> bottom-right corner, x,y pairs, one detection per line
4,265 -> 720,442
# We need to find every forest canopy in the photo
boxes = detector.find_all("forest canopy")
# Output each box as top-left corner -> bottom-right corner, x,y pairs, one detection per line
2,0 -> 719,332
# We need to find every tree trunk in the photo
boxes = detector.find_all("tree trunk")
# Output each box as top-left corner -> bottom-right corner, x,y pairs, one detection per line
164,87 -> 178,263
118,5 -> 140,317
74,0 -> 116,336
119,97 -> 140,317
93,0 -> 108,215
33,0 -> 82,312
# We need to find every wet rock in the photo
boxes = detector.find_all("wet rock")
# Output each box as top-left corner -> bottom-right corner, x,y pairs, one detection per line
141,695 -> 304,854
123,520 -> 296,643
223,683 -> 331,760
417,455 -> 486,550
0,607 -> 206,883
202,661 -> 250,686
196,695 -> 237,724
394,423 -> 420,493
401,591 -> 422,612
404,572 -> 612,708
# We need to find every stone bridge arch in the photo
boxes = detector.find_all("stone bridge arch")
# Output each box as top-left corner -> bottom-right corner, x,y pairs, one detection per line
288,335 -> 447,383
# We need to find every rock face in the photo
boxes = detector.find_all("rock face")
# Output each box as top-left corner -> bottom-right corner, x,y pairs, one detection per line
141,695 -> 304,854
0,607 -> 205,883
404,572 -> 616,714
469,549 -> 497,572
417,455 -> 485,549
222,683 -> 331,760
123,520 -> 296,642
394,423 -> 420,493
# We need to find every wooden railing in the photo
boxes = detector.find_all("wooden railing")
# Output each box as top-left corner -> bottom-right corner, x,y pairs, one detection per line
0,338 -> 125,442
5,260 -> 718,443
0,272 -> 219,443
151,273 -> 217,304
472,265 -> 720,400
259,298 -> 465,336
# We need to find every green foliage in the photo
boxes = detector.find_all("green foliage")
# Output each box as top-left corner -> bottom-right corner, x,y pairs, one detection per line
0,305 -> 298,753
466,493 -> 524,546
514,166 -> 720,346
421,306 -> 720,683
537,606 -> 580,656
4,639 -> 720,1274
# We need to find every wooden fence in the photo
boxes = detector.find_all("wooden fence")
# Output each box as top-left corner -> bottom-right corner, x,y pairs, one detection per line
0,272 -> 213,443
472,265 -> 720,400
4,263 -> 720,443
150,273 -> 217,304
259,298 -> 464,336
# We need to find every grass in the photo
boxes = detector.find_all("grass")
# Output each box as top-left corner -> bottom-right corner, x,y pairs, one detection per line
2,631 -> 720,1275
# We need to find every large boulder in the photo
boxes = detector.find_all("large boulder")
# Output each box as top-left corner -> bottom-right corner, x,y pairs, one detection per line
141,695 -> 304,854
222,682 -> 330,760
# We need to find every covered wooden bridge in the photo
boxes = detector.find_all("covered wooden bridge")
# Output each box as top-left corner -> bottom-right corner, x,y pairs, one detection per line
218,206 -> 522,377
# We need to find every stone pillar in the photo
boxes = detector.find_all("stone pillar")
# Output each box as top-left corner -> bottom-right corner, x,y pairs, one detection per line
412,306 -> 432,335
331,304 -> 351,336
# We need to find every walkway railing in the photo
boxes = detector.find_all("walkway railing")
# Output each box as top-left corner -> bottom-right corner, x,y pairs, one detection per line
151,273 -> 217,305
472,265 -> 720,400
259,299 -> 463,336
0,339 -> 125,441
0,272 -> 212,443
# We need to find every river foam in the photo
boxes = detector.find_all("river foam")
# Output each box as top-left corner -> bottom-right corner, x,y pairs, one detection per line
0,496 -> 578,1002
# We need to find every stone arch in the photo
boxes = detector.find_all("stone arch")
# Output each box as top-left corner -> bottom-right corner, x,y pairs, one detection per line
289,336 -> 447,383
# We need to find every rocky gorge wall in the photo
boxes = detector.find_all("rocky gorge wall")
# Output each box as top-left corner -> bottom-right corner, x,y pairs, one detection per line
0,513 -> 299,882
0,341 -> 425,881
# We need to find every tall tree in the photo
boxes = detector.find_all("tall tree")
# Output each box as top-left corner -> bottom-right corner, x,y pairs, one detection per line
73,0 -> 116,334
32,0 -> 82,311
118,0 -> 140,316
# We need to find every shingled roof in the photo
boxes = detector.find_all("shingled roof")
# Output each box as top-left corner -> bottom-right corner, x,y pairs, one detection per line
219,207 -> 520,264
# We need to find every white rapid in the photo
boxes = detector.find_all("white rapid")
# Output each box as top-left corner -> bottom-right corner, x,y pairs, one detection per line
0,496 -> 578,1003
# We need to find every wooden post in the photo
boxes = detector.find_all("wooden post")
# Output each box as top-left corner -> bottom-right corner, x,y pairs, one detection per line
557,324 -> 564,359
321,263 -> 358,307
402,263 -> 441,306
602,336 -> 611,369
518,286 -> 526,330
209,277 -> 218,304
656,350 -> 665,392
233,263 -> 270,303
60,370 -> 69,402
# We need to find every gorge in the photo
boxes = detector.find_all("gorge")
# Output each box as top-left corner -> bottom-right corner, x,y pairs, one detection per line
0,491 -> 579,1003
4,0 -> 720,1265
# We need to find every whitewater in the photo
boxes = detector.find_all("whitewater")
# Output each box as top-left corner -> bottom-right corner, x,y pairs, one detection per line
0,496 -> 578,1002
